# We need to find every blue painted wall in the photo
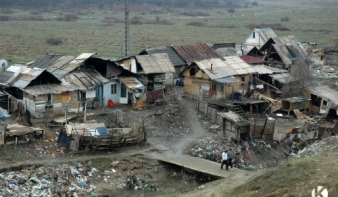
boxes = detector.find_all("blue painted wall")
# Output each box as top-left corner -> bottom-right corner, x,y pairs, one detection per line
103,80 -> 120,106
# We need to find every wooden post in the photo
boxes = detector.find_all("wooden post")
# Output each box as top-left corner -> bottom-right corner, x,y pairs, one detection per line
250,104 -> 253,116
84,102 -> 87,122
7,95 -> 9,114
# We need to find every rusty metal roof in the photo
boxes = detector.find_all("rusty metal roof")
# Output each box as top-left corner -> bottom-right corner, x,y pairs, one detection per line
11,67 -> 45,89
240,55 -> 266,65
136,53 -> 175,74
22,84 -> 75,96
173,43 -> 221,64
187,56 -> 256,80
63,69 -> 109,90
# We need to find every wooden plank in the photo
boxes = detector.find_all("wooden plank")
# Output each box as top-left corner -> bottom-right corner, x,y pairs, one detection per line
61,92 -> 70,103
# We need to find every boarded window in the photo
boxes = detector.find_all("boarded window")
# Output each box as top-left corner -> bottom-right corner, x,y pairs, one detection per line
111,84 -> 117,94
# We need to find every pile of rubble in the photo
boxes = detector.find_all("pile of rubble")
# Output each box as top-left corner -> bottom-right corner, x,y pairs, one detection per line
0,159 -> 159,196
0,163 -> 99,196
294,136 -> 338,158
184,136 -> 233,162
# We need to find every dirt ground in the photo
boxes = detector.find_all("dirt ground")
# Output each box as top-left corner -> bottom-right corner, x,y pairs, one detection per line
0,87 -> 322,196
0,88 -> 222,196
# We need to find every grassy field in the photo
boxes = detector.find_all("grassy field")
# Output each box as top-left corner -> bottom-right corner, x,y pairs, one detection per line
0,0 -> 338,64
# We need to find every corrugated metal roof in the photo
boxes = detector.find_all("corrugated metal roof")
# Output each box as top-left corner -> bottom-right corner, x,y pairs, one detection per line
191,56 -> 256,80
324,38 -> 338,52
23,84 -> 75,96
0,70 -> 14,84
252,65 -> 287,74
11,67 -> 45,89
27,53 -> 95,80
64,69 -> 109,90
119,77 -> 144,89
270,73 -> 296,84
136,53 -> 175,74
27,55 -> 73,69
0,65 -> 24,85
143,46 -> 186,67
214,77 -> 240,84
173,43 -> 221,64
272,44 -> 293,65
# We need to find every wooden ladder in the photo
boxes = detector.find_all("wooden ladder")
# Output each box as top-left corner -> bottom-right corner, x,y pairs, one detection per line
231,104 -> 246,119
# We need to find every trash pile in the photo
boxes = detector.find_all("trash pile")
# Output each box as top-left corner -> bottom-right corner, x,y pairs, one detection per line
184,136 -> 235,163
294,136 -> 338,158
0,156 -> 164,197
0,163 -> 99,196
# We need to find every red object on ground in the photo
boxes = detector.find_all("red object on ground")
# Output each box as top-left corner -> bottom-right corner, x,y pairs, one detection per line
108,99 -> 115,108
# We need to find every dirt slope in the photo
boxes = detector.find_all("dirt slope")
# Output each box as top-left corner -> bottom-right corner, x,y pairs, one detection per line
177,136 -> 338,197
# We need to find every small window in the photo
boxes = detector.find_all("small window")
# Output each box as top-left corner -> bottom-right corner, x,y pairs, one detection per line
190,67 -> 198,77
46,94 -> 52,106
111,84 -> 117,94
253,32 -> 255,38
241,76 -> 245,82
323,100 -> 328,105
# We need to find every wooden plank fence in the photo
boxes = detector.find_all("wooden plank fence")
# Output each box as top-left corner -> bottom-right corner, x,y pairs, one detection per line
196,97 -> 222,126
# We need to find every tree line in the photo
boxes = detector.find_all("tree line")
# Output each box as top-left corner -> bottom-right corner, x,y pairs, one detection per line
0,0 -> 250,9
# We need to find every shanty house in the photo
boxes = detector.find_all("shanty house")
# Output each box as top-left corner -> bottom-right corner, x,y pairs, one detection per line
62,69 -> 109,109
259,35 -> 307,74
251,65 -> 299,99
241,27 -> 277,53
0,65 -> 76,118
323,38 -> 338,66
303,86 -> 338,116
181,56 -> 256,100
135,53 -> 175,90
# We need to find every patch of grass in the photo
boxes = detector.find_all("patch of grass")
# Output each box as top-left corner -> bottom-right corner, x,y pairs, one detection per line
1,0 -> 338,63
46,37 -> 63,45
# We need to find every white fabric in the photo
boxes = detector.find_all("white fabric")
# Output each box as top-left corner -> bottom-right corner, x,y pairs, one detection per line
222,152 -> 228,160
86,90 -> 96,98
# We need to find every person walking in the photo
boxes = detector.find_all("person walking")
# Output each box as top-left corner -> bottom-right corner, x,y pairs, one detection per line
221,150 -> 228,170
228,148 -> 234,170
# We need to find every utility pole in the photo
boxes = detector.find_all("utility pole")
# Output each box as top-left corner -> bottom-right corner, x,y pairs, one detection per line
124,0 -> 130,57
